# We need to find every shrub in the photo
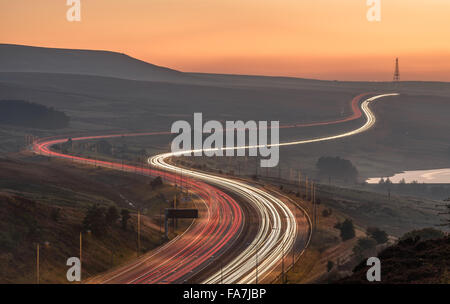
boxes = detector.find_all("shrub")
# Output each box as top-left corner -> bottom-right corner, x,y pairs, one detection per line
327,260 -> 334,272
353,237 -> 377,260
0,99 -> 69,129
316,156 -> 358,183
105,206 -> 120,226
83,204 -> 107,236
150,176 -> 163,189
322,208 -> 332,217
367,227 -> 388,244
334,219 -> 355,241
400,228 -> 445,242
121,209 -> 131,231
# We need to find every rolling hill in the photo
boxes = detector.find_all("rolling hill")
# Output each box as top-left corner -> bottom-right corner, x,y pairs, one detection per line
0,44 -> 189,83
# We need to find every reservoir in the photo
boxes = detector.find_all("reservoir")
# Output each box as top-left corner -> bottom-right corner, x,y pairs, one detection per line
366,168 -> 450,184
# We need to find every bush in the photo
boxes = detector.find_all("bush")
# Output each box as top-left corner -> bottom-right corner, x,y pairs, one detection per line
334,219 -> 355,241
0,99 -> 69,129
121,209 -> 131,231
400,228 -> 445,242
105,206 -> 120,226
367,227 -> 388,244
353,237 -> 377,260
316,156 -> 358,183
83,204 -> 107,236
150,176 -> 163,189
327,260 -> 334,272
50,208 -> 61,222
322,208 -> 332,217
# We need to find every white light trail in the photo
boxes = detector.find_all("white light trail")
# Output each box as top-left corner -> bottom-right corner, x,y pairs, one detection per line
149,93 -> 398,284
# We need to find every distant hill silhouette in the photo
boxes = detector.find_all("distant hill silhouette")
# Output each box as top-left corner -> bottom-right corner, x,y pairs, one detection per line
0,44 -> 333,89
0,44 -> 189,83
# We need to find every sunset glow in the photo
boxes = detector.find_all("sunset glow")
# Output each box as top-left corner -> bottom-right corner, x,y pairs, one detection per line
2,0 -> 450,81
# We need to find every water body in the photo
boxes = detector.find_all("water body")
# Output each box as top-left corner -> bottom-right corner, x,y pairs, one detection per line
366,168 -> 450,184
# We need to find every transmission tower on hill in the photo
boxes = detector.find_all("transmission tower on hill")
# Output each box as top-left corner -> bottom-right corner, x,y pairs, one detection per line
393,58 -> 400,81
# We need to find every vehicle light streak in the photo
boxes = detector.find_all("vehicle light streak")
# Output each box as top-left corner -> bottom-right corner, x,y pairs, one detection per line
149,93 -> 398,283
32,93 -> 397,284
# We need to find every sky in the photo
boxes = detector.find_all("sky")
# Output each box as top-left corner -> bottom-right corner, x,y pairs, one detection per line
1,0 -> 450,81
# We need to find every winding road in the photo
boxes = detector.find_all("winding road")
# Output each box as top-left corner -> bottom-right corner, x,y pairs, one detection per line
32,92 -> 398,284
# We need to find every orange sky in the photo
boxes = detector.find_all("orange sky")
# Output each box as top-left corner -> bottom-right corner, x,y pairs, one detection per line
1,0 -> 450,81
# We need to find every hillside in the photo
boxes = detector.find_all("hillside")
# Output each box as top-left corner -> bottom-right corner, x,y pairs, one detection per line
0,155 -> 182,283
0,44 -> 189,83
0,44 -> 450,185
339,236 -> 450,283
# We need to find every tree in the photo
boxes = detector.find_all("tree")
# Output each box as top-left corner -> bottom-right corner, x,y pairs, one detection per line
0,99 -> 70,129
439,198 -> 450,227
334,219 -> 355,241
367,227 -> 388,244
316,156 -> 358,183
121,209 -> 131,231
83,204 -> 107,236
353,237 -> 377,260
327,260 -> 334,272
400,228 -> 445,242
105,206 -> 120,226
150,176 -> 163,189
322,208 -> 332,217
50,208 -> 61,222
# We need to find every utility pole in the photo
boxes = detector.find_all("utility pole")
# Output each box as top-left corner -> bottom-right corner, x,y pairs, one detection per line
79,232 -> 82,281
281,246 -> 284,283
173,195 -> 177,232
305,177 -> 308,200
292,243 -> 295,272
159,209 -> 162,234
36,243 -> 40,284
180,168 -> 183,193
314,182 -> 317,230
313,183 -> 317,230
255,247 -> 259,284
137,211 -> 141,256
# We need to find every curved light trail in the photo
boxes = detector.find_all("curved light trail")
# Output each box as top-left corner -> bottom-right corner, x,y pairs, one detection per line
32,136 -> 245,284
149,93 -> 399,283
32,92 -> 397,284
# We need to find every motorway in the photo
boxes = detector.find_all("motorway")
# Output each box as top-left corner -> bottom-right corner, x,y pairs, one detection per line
32,92 -> 398,284
33,135 -> 246,284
